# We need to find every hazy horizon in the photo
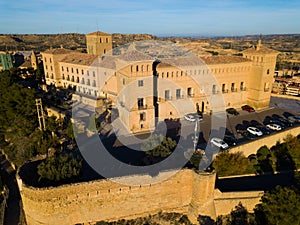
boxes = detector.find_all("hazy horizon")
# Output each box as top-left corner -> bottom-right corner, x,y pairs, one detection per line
1,0 -> 300,36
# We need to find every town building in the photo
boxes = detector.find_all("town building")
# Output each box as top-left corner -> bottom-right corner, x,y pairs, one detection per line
41,31 -> 279,133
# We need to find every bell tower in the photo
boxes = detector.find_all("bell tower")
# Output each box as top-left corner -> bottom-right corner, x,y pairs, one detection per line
86,31 -> 112,56
242,39 -> 279,109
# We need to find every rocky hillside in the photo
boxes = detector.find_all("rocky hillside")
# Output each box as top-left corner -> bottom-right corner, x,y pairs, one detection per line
0,33 -> 158,53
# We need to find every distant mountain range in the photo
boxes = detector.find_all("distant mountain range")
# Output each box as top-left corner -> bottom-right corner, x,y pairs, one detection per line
0,33 -> 299,53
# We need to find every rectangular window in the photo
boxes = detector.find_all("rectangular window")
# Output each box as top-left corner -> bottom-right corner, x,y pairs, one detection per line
187,87 -> 193,97
240,82 -> 245,91
140,113 -> 146,121
212,85 -> 217,94
222,84 -> 226,93
61,66 -> 64,71
165,90 -> 171,100
93,71 -> 95,77
176,89 -> 181,99
138,80 -> 144,87
137,98 -> 145,109
231,83 -> 235,92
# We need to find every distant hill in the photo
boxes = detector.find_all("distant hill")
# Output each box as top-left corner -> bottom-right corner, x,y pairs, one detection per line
0,33 -> 158,52
0,33 -> 299,69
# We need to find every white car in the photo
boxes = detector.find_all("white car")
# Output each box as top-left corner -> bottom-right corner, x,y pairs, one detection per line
184,113 -> 203,122
247,127 -> 263,136
210,137 -> 229,149
266,123 -> 282,131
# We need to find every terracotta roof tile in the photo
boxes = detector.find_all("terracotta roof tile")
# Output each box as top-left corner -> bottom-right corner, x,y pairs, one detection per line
117,50 -> 154,62
86,31 -> 111,36
202,55 -> 252,64
60,53 -> 98,66
242,45 -> 279,54
43,48 -> 75,55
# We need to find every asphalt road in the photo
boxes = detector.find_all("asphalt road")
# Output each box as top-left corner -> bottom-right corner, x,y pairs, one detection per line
0,154 -> 21,225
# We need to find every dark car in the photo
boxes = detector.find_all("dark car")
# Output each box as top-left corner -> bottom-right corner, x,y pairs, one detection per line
226,108 -> 240,116
224,136 -> 238,146
241,105 -> 255,112
275,117 -> 294,127
241,131 -> 257,140
258,126 -> 272,135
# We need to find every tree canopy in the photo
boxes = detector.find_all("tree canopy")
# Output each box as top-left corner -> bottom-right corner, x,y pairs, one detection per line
140,134 -> 177,158
255,186 -> 300,225
213,151 -> 255,177
37,153 -> 82,182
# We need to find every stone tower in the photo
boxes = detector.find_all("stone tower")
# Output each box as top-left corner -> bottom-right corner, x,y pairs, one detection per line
86,31 -> 112,55
30,50 -> 38,70
242,39 -> 279,109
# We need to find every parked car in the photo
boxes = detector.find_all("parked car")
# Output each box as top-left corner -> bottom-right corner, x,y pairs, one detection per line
241,131 -> 257,140
266,123 -> 282,131
288,116 -> 300,123
210,137 -> 229,149
224,136 -> 238,146
247,127 -> 263,136
241,105 -> 255,112
184,113 -> 203,122
226,108 -> 240,116
258,126 -> 272,135
275,117 -> 294,127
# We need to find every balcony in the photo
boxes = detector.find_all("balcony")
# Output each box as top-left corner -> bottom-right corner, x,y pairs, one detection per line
176,95 -> 184,99
165,96 -> 172,101
240,87 -> 247,91
187,93 -> 195,98
231,88 -> 238,92
138,104 -> 147,110
212,90 -> 219,95
222,89 -> 229,93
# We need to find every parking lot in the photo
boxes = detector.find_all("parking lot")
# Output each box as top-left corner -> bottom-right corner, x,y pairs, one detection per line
182,105 -> 300,150
97,96 -> 300,152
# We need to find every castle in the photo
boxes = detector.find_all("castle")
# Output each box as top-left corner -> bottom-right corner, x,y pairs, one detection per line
42,31 -> 278,133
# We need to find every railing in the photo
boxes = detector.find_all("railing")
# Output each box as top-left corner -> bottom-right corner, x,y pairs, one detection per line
240,87 -> 247,91
231,88 -> 238,92
176,95 -> 184,99
222,89 -> 229,93
165,96 -> 172,101
187,93 -> 195,98
138,104 -> 147,110
212,90 -> 219,95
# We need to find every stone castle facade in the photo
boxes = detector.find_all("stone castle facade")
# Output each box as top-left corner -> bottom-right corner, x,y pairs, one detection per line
41,31 -> 278,133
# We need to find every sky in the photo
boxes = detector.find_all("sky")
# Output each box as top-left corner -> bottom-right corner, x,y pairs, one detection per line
0,0 -> 300,36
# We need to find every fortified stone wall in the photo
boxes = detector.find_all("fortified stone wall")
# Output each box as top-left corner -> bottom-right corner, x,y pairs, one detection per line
214,189 -> 264,216
20,170 -> 202,225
